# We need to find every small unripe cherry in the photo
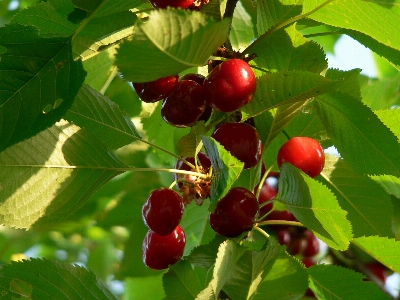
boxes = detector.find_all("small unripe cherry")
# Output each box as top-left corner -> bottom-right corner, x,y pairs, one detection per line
277,137 -> 325,178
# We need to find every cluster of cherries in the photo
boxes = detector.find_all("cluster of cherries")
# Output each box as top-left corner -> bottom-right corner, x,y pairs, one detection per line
141,135 -> 327,271
149,0 -> 209,14
132,58 -> 257,127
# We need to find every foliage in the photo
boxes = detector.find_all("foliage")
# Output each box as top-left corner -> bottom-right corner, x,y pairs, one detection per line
0,0 -> 399,299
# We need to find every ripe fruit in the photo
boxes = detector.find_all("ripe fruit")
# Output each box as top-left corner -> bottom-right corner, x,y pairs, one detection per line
149,0 -> 194,9
258,172 -> 279,216
161,80 -> 206,127
132,75 -> 179,103
366,262 -> 387,282
142,188 -> 184,236
211,122 -> 262,169
203,59 -> 256,112
180,73 -> 206,85
277,137 -> 325,178
142,226 -> 186,270
209,187 -> 259,237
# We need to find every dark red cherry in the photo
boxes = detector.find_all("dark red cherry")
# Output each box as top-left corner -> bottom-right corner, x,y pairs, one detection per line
161,80 -> 206,127
132,75 -> 179,103
258,172 -> 280,216
366,262 -> 387,282
142,188 -> 185,236
302,257 -> 315,268
300,231 -> 320,257
198,104 -> 213,123
277,137 -> 325,178
276,230 -> 291,248
142,226 -> 186,270
266,210 -> 296,231
211,122 -> 262,169
209,187 -> 259,237
149,0 -> 194,9
203,59 -> 256,112
180,73 -> 206,85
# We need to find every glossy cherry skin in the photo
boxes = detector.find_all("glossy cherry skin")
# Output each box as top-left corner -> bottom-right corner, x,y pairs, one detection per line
289,230 -> 320,257
142,226 -> 186,270
132,75 -> 179,103
142,188 -> 185,236
366,262 -> 387,282
203,59 -> 256,112
150,0 -> 194,9
174,152 -> 211,187
211,122 -> 262,169
209,187 -> 259,237
161,80 -> 206,127
277,137 -> 325,178
180,73 -> 206,85
258,172 -> 280,216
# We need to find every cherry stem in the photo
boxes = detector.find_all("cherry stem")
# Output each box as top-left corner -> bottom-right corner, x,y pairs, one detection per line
240,0 -> 336,57
170,179 -> 197,189
255,166 -> 273,200
253,226 -> 270,238
257,220 -> 304,227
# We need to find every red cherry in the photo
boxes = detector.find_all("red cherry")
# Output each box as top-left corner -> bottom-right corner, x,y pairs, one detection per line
211,122 -> 262,169
180,73 -> 206,85
203,59 -> 256,112
277,137 -> 325,178
132,75 -> 179,103
276,230 -> 291,248
302,257 -> 315,268
161,80 -> 206,127
300,231 -> 320,257
149,0 -> 194,9
209,187 -> 259,237
258,172 -> 280,216
366,262 -> 387,282
142,188 -> 185,236
142,226 -> 186,270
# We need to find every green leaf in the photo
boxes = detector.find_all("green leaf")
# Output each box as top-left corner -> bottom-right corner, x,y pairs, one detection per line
163,260 -> 203,299
125,275 -> 166,300
0,120 -> 126,229
0,258 -> 117,300
352,236 -> 400,273
141,102 -> 190,165
345,30 -> 400,70
278,163 -> 353,250
303,0 -> 400,52
201,240 -> 249,297
320,155 -> 394,238
256,0 -> 302,35
65,84 -> 140,150
181,201 -> 215,256
375,109 -> 400,140
83,46 -> 118,92
371,175 -> 400,199
315,92 -> 400,177
116,9 -> 231,82
11,0 -> 139,60
252,24 -> 327,74
361,74 -> 400,110
308,264 -> 390,300
201,136 -> 244,211
251,241 -> 308,300
325,68 -> 362,100
186,235 -> 227,269
177,121 -> 206,157
241,71 -> 341,119
200,0 -> 228,21
0,24 -> 85,153
230,0 -> 255,51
